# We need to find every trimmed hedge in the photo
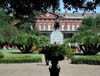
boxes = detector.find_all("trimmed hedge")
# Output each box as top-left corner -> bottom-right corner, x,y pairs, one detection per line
0,51 -> 4,58
71,55 -> 100,65
0,49 -> 42,63
0,55 -> 42,63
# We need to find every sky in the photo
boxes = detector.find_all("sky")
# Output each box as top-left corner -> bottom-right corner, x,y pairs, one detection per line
60,0 -> 100,13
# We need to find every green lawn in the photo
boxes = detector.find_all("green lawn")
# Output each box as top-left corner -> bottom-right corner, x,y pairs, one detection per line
0,49 -> 43,63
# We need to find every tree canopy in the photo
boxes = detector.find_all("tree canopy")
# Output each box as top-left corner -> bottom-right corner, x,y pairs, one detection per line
70,30 -> 100,55
0,0 -> 100,16
79,15 -> 100,32
0,10 -> 19,45
0,9 -> 39,46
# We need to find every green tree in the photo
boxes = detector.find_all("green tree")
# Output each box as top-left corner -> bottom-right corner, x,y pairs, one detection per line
79,15 -> 100,32
0,0 -> 100,17
0,28 -> 5,45
14,33 -> 38,53
14,33 -> 50,53
71,16 -> 100,55
70,30 -> 100,55
0,24 -> 19,45
83,17 -> 95,27
38,35 -> 50,47
18,14 -> 39,35
95,14 -> 100,28
0,10 -> 11,26
0,10 -> 19,45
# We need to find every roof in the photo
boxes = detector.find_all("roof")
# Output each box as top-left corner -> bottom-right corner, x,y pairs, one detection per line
37,12 -> 100,19
59,13 -> 100,19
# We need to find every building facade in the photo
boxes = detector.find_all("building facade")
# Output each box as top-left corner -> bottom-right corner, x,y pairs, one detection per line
36,11 -> 98,38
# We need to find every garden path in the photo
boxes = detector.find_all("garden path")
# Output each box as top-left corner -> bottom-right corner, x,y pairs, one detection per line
0,56 -> 100,76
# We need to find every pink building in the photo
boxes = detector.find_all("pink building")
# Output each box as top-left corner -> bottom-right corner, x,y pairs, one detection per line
36,11 -> 97,38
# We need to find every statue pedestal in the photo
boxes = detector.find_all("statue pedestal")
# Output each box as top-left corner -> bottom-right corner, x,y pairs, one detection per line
50,29 -> 64,44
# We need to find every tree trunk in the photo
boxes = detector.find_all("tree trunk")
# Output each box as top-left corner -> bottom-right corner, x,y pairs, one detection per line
17,44 -> 33,53
79,44 -> 100,55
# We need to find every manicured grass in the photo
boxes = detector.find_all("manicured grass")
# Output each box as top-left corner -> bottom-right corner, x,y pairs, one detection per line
71,54 -> 100,65
0,51 -> 4,58
0,49 -> 42,63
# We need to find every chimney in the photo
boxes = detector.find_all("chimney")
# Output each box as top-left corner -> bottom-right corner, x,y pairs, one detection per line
83,10 -> 86,16
65,11 -> 67,17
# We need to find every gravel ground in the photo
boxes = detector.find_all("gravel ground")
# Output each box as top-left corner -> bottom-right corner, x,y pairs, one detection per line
0,57 -> 100,76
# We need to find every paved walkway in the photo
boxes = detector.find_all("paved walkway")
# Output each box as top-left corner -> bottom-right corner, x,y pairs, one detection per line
0,56 -> 100,76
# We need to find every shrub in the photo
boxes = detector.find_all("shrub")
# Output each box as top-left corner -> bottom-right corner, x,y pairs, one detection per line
65,46 -> 74,59
0,55 -> 42,63
41,44 -> 67,61
47,44 -> 67,56
71,55 -> 100,65
0,49 -> 42,63
41,44 -> 73,61
0,51 -> 4,58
